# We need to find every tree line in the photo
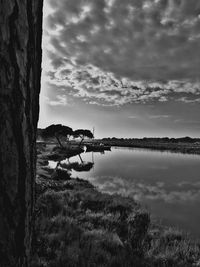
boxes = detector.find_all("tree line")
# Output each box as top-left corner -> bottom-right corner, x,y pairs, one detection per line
102,137 -> 199,143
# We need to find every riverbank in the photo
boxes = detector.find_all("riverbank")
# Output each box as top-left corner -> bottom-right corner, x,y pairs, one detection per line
98,138 -> 200,155
31,143 -> 200,267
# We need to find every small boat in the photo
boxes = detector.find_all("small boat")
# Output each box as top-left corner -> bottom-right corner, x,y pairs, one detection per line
86,143 -> 111,152
102,145 -> 111,151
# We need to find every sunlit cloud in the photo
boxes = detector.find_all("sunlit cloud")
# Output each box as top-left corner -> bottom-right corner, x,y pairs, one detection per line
44,63 -> 200,106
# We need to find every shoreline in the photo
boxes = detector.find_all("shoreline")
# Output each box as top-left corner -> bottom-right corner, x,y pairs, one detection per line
98,139 -> 200,155
37,139 -> 200,155
32,143 -> 200,267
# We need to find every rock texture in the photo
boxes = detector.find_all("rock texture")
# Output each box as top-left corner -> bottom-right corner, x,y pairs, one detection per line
0,1 -> 43,266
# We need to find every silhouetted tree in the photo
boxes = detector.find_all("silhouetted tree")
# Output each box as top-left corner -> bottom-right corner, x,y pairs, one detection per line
59,161 -> 94,172
42,124 -> 73,147
73,129 -> 94,146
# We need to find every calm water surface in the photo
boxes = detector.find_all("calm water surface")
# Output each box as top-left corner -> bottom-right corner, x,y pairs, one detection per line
49,147 -> 200,237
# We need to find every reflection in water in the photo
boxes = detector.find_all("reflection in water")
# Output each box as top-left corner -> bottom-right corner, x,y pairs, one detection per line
49,152 -> 94,173
59,161 -> 94,172
88,175 -> 200,204
48,147 -> 200,237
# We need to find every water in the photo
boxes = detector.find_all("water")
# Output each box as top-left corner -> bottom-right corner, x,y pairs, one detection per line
49,147 -> 200,237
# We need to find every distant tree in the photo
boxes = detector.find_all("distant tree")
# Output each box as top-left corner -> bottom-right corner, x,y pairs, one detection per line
178,136 -> 193,143
73,129 -> 94,146
42,124 -> 73,147
162,137 -> 169,141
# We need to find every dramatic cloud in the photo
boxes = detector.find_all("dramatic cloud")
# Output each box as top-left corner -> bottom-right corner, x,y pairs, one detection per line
44,63 -> 200,106
42,0 -> 200,106
39,0 -> 200,137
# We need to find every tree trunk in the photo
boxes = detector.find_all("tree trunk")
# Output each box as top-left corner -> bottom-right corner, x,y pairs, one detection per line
78,154 -> 84,164
55,134 -> 63,148
0,1 -> 43,266
79,137 -> 84,146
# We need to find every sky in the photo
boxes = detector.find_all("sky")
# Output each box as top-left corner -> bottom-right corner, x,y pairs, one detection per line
39,0 -> 200,138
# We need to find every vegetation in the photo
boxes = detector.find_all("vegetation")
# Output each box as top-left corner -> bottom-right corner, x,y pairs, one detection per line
100,137 -> 200,155
40,125 -> 94,149
32,177 -> 149,266
73,129 -> 94,146
32,143 -> 200,267
59,161 -> 94,172
41,124 -> 73,147
102,137 -> 200,143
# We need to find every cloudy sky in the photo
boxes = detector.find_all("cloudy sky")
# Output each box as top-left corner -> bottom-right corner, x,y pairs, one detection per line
39,0 -> 200,138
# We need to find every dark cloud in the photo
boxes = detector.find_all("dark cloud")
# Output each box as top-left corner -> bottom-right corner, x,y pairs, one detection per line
42,0 -> 200,106
45,0 -> 200,80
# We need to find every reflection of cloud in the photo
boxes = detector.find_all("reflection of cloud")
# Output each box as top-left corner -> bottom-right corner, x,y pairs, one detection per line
176,97 -> 200,104
177,181 -> 200,189
174,119 -> 200,125
148,115 -> 171,119
87,175 -> 200,203
43,0 -> 200,106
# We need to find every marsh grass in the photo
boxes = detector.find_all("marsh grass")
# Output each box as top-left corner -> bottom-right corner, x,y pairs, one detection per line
32,176 -> 200,267
32,144 -> 200,267
32,176 -> 151,267
145,227 -> 200,266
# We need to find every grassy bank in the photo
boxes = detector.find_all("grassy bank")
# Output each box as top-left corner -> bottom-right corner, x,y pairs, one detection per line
31,143 -> 200,267
98,138 -> 200,155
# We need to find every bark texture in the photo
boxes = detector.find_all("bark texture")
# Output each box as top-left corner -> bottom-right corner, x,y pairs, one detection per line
0,0 -> 43,266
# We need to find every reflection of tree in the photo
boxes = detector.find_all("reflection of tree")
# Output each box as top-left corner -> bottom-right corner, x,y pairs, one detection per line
48,146 -> 84,162
58,153 -> 94,172
59,161 -> 94,172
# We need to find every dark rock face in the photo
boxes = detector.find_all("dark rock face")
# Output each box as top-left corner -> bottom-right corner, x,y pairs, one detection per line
0,1 -> 43,266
